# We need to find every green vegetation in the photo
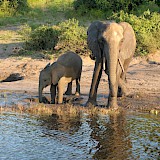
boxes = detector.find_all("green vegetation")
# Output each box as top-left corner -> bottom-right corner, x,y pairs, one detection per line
0,0 -> 29,16
18,19 -> 88,55
74,0 -> 159,14
0,0 -> 159,57
112,10 -> 160,55
24,25 -> 59,51
56,19 -> 88,55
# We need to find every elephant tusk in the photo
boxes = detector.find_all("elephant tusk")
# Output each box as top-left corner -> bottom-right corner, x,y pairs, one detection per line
103,56 -> 106,70
118,58 -> 124,72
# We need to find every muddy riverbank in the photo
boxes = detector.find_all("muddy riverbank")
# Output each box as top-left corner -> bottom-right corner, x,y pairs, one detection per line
0,53 -> 160,112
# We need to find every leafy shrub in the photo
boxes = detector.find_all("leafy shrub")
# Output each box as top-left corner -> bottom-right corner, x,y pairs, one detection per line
73,0 -> 159,14
155,0 -> 160,6
74,0 -> 96,10
25,25 -> 59,51
18,23 -> 32,41
55,18 -> 89,55
133,1 -> 160,16
0,0 -> 29,16
112,10 -> 160,55
18,19 -> 89,56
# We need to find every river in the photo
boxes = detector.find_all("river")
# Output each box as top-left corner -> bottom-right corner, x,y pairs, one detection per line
0,110 -> 159,160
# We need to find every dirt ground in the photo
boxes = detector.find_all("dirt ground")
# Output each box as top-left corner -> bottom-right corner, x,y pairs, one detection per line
0,50 -> 160,113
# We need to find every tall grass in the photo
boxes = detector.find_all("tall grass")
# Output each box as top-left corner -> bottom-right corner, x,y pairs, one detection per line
0,0 -> 74,26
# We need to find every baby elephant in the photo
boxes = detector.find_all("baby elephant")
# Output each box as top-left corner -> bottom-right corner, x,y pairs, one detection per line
39,51 -> 82,104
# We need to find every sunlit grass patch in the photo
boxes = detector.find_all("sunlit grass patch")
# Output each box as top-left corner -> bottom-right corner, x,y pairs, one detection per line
27,0 -> 74,19
1,101 -> 160,118
0,102 -> 110,117
0,30 -> 22,43
28,0 -> 73,10
28,0 -> 49,9
0,91 -> 124,117
0,0 -> 74,27
46,0 -> 73,11
26,103 -> 81,117
57,104 -> 75,115
0,91 -> 159,117
0,30 -> 14,41
27,103 -> 53,115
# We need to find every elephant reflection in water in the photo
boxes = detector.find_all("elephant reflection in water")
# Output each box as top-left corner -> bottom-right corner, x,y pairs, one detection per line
89,112 -> 133,159
39,111 -> 81,134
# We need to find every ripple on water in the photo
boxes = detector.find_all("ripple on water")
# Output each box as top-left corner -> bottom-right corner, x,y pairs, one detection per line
0,111 -> 159,160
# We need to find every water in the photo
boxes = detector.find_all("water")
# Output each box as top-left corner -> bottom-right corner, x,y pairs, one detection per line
0,111 -> 159,160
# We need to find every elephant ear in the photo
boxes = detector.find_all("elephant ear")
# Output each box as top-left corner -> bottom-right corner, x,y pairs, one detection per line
87,21 -> 103,60
51,63 -> 64,85
44,63 -> 50,69
119,22 -> 136,59
87,21 -> 112,61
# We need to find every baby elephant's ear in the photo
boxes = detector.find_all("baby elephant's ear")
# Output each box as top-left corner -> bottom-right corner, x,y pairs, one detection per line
44,63 -> 50,69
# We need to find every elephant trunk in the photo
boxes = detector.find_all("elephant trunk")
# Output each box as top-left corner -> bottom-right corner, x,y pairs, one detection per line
105,44 -> 119,107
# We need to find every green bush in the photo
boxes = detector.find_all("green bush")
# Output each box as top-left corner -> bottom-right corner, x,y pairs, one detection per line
18,19 -> 89,56
55,18 -> 89,55
74,0 -> 96,10
0,0 -> 29,16
155,0 -> 160,7
73,0 -> 159,14
112,10 -> 160,56
133,1 -> 159,16
18,23 -> 32,41
25,25 -> 59,51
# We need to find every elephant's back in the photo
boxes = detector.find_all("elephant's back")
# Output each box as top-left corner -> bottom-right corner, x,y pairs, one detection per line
57,51 -> 82,69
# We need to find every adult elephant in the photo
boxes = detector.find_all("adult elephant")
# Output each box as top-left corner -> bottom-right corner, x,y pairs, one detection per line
86,21 -> 136,109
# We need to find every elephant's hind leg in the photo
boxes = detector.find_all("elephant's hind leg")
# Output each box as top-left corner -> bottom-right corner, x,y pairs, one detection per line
118,78 -> 127,97
57,78 -> 65,104
75,78 -> 80,96
118,58 -> 131,97
65,82 -> 72,95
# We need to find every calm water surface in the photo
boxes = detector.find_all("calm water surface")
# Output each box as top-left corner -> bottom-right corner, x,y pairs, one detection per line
0,111 -> 159,160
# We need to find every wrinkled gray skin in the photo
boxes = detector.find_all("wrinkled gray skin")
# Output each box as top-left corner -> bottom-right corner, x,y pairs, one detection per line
86,21 -> 136,109
39,51 -> 82,104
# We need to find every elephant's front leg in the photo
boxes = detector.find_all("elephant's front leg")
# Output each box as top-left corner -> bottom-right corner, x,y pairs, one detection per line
57,78 -> 65,104
50,84 -> 57,104
107,79 -> 119,109
87,60 -> 103,106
